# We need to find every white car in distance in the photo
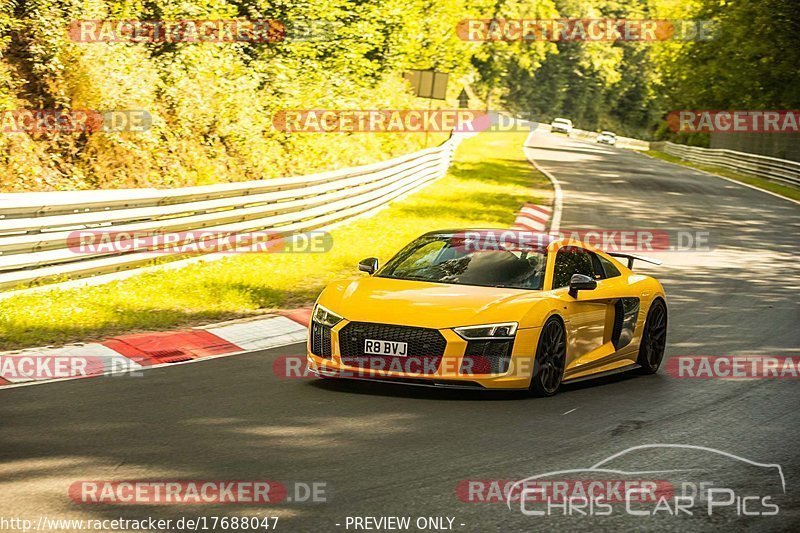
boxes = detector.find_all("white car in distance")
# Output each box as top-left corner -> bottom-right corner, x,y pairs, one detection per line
550,117 -> 573,134
596,131 -> 617,145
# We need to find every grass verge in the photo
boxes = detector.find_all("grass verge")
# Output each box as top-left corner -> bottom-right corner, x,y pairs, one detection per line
0,131 -> 551,350
645,150 -> 800,201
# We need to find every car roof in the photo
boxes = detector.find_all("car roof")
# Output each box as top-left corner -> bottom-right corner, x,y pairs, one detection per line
600,131 -> 616,135
415,230 -> 627,266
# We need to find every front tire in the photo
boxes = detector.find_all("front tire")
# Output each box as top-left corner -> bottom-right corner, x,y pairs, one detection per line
529,317 -> 567,397
635,299 -> 667,374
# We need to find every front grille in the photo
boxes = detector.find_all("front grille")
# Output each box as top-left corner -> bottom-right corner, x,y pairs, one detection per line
461,339 -> 514,374
338,322 -> 447,358
337,322 -> 445,374
310,321 -> 332,358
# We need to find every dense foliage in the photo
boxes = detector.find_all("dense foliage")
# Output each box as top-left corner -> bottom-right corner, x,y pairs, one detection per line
1,0 -> 796,191
502,0 -> 800,142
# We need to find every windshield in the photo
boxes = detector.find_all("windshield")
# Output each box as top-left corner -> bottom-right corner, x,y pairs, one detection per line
553,119 -> 571,125
377,234 -> 548,290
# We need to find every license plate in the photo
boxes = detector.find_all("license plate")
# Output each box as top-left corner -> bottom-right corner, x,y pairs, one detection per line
364,339 -> 408,357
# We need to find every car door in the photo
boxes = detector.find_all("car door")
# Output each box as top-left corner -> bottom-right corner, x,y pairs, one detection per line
593,252 -> 641,357
551,246 -> 617,374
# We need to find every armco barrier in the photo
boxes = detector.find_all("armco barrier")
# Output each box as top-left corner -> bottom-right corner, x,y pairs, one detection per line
0,135 -> 462,292
663,141 -> 800,187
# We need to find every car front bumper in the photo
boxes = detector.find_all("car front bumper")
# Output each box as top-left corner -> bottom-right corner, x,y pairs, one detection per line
306,321 -> 541,390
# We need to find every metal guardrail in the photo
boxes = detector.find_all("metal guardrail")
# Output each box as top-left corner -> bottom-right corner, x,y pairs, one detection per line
0,135 -> 462,292
663,141 -> 800,187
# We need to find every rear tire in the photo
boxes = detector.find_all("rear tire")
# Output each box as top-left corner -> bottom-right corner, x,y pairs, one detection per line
529,317 -> 567,397
635,299 -> 667,374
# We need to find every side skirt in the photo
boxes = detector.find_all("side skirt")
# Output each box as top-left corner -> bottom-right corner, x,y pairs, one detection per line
562,363 -> 642,384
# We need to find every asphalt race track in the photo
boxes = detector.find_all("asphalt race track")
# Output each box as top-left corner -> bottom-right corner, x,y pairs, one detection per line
2,131 -> 799,531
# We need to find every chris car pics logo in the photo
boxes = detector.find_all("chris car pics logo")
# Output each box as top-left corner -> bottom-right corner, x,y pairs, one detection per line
505,444 -> 784,518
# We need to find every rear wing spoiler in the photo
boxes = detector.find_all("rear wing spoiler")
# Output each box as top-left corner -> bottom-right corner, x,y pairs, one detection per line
607,252 -> 662,269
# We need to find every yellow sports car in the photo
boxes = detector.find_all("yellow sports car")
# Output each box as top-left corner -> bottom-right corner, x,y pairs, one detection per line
306,229 -> 667,396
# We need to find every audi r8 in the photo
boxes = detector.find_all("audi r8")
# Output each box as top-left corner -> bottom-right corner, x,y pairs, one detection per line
306,230 -> 667,396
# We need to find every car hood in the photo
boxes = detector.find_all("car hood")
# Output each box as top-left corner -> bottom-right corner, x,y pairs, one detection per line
317,276 -> 548,329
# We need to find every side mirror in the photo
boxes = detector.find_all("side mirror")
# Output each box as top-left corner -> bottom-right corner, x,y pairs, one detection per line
568,273 -> 597,298
358,257 -> 378,275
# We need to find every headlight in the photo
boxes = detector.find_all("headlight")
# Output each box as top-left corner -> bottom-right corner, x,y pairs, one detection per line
454,322 -> 518,340
312,304 -> 343,328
